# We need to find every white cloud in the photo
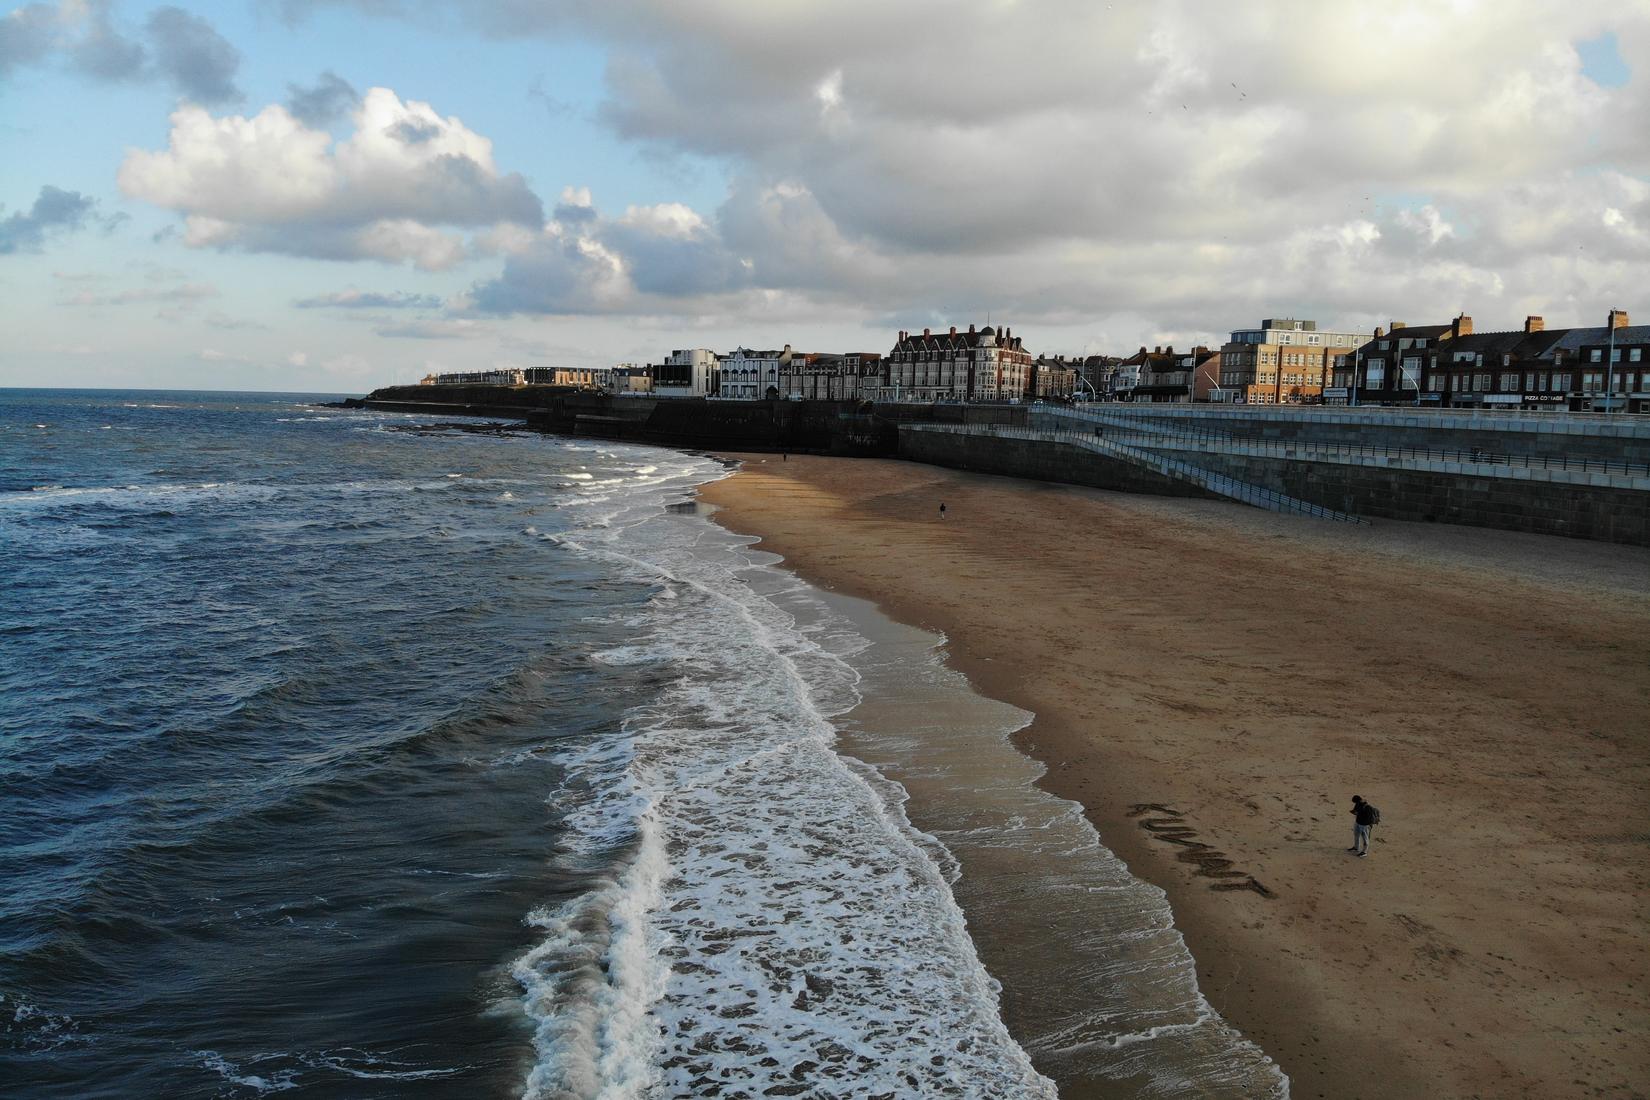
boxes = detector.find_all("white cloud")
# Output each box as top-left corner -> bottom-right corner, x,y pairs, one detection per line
119,87 -> 543,269
63,281 -> 217,306
181,1 -> 1650,344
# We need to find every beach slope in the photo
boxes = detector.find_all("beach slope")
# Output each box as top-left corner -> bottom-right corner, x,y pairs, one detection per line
700,454 -> 1650,1100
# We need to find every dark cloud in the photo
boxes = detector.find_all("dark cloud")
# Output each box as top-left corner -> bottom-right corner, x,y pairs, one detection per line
0,0 -> 144,80
0,185 -> 100,253
468,232 -> 622,315
295,289 -> 445,309
390,117 -> 443,144
0,3 -> 65,77
553,201 -> 599,225
285,70 -> 358,126
67,4 -> 146,81
146,6 -> 242,105
2,3 -> 243,105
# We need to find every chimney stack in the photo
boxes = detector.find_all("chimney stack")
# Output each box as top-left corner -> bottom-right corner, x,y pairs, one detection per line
1524,315 -> 1544,334
1390,321 -> 1407,331
923,327 -> 931,337
1452,313 -> 1473,338
1374,326 -> 1384,338
949,325 -> 957,336
1608,308 -> 1630,329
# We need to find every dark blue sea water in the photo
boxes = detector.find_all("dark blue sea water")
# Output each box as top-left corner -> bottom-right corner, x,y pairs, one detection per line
1,391 -> 699,1096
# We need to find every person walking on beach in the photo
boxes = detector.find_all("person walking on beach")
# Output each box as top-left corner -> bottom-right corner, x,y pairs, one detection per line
939,501 -> 947,521
1348,795 -> 1379,857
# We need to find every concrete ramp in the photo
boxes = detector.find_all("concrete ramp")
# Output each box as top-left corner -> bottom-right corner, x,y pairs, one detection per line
1078,430 -> 1369,523
907,422 -> 1369,524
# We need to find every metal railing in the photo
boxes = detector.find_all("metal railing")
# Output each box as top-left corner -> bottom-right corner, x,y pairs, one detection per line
906,422 -> 1369,523
1038,407 -> 1650,479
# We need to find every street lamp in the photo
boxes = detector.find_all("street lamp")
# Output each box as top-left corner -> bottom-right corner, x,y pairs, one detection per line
1198,360 -> 1225,403
1397,357 -> 1422,407
1604,312 -> 1618,413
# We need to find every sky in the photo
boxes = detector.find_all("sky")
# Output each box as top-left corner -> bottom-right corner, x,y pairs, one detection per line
1,0 -> 1648,393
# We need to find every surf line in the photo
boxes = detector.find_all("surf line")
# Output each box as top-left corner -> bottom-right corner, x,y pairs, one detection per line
1127,804 -> 1275,898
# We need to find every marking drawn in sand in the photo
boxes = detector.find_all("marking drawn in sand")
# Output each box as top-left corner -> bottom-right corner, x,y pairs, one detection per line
1128,804 -> 1276,899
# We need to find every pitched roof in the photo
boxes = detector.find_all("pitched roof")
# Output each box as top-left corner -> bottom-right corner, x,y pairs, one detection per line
1544,324 -> 1650,353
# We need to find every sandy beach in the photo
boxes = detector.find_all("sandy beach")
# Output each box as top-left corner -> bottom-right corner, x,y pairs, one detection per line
700,454 -> 1650,1100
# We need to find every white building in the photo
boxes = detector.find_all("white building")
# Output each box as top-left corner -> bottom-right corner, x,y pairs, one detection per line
1110,361 -> 1140,397
651,348 -> 719,398
719,345 -> 793,400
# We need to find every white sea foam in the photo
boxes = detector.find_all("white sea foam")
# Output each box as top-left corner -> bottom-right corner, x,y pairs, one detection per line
512,452 -> 1057,1099
194,1050 -> 299,1093
0,481 -> 280,511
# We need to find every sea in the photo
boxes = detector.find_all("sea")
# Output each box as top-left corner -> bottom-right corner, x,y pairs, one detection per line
0,389 -> 1287,1098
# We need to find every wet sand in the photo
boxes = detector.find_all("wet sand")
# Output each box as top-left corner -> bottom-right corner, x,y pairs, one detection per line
699,454 -> 1650,1100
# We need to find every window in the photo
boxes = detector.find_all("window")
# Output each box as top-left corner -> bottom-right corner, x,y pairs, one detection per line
1365,365 -> 1385,388
1609,349 -> 1622,363
1590,349 -> 1603,363
1459,373 -> 1473,392
1630,348 -> 1642,362
1474,373 -> 1492,391
1499,372 -> 1520,391
1553,372 -> 1571,391
1582,371 -> 1603,392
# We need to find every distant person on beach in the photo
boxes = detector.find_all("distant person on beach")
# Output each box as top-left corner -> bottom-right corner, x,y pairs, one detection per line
939,501 -> 947,521
1348,795 -> 1379,857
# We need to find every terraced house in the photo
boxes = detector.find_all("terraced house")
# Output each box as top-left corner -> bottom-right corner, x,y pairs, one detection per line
1340,310 -> 1649,412
883,325 -> 1033,402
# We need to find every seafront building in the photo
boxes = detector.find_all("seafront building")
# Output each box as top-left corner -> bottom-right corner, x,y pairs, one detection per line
779,352 -> 884,401
1031,356 -> 1080,400
1119,345 -> 1221,403
1336,309 -> 1647,411
1216,318 -> 1371,405
883,325 -> 1034,402
549,367 -> 612,390
418,368 -> 525,385
1075,355 -> 1122,399
720,346 -> 794,400
651,348 -> 720,398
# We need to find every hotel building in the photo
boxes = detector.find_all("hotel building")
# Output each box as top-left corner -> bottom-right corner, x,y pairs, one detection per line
883,325 -> 1033,402
1217,318 -> 1371,404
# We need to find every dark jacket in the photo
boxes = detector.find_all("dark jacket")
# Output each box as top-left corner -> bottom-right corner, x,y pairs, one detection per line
1353,802 -> 1378,827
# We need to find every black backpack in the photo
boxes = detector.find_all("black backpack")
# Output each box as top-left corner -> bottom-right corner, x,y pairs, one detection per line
1367,804 -> 1382,826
